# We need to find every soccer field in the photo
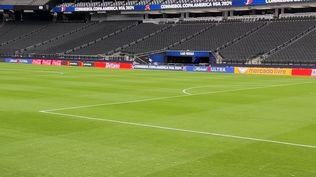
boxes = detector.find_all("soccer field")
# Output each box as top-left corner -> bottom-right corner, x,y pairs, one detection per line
0,63 -> 316,177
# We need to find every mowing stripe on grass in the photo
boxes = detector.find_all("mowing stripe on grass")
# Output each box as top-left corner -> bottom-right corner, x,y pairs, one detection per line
40,111 -> 316,149
0,68 -> 65,75
41,81 -> 315,112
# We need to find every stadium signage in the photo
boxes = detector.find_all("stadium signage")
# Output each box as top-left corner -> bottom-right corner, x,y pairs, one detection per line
134,65 -> 183,71
161,1 -> 232,9
265,0 -> 309,3
292,68 -> 312,76
184,65 -> 210,72
42,60 -> 52,65
180,51 -> 195,56
83,62 -> 94,67
75,6 -> 134,11
312,69 -> 316,76
232,0 -> 266,6
194,66 -> 210,72
53,0 -> 316,13
32,59 -> 42,65
235,67 -> 292,76
211,66 -> 235,73
51,60 -> 62,66
69,61 -> 80,66
5,58 -> 32,64
134,4 -> 161,11
105,62 -> 120,69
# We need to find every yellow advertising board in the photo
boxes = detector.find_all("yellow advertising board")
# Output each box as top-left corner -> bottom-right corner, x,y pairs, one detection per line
234,67 -> 292,76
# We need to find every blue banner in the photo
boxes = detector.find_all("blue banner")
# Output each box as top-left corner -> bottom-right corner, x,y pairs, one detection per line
149,53 -> 164,63
211,66 -> 234,73
52,6 -> 75,13
0,5 -> 14,10
232,0 -> 266,6
166,50 -> 211,57
134,4 -> 161,11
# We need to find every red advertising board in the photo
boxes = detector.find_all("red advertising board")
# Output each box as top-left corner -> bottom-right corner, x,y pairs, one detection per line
42,60 -> 52,65
32,59 -> 42,65
78,61 -> 84,67
292,68 -> 312,76
312,69 -> 316,76
105,62 -> 120,69
94,62 -> 106,68
94,62 -> 132,69
62,60 -> 70,66
120,63 -> 133,69
51,60 -> 62,66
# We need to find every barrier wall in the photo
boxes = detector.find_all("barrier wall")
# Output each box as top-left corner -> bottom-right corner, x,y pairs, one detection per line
2,58 -> 132,70
129,64 -> 316,77
2,59 -> 316,77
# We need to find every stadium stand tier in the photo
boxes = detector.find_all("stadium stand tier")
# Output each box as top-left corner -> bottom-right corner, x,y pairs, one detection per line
171,21 -> 266,51
71,23 -> 169,55
121,23 -> 211,54
1,18 -> 316,64
0,22 -> 87,54
26,21 -> 137,54
0,21 -> 48,45
219,20 -> 316,63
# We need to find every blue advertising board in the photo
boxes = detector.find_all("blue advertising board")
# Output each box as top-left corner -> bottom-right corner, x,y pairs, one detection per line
211,66 -> 235,73
184,65 -> 210,72
5,58 -> 32,64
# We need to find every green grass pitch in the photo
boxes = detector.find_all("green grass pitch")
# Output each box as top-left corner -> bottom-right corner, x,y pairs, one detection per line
0,63 -> 316,177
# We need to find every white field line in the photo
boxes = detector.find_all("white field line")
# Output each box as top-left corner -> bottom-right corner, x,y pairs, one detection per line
41,81 -> 315,112
182,84 -> 272,95
40,111 -> 316,149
